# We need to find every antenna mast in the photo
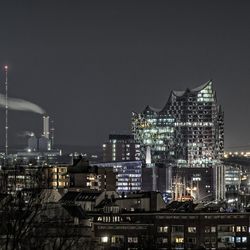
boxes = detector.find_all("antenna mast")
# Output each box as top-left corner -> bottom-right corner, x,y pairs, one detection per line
4,65 -> 8,157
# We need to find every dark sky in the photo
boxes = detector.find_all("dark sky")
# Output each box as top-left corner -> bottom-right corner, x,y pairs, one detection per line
0,0 -> 249,150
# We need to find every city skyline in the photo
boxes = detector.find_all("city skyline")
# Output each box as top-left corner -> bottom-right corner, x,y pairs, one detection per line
0,1 -> 249,150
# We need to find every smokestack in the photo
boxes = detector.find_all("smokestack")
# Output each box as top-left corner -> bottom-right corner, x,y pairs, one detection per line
50,119 -> 55,147
43,114 -> 49,139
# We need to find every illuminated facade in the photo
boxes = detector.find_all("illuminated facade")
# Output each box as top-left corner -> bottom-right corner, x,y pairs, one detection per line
132,107 -> 175,164
95,161 -> 142,193
103,134 -> 140,162
43,165 -> 69,189
132,81 -> 224,167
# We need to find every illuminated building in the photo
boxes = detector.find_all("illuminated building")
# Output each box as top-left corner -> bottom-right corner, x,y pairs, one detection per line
43,165 -> 69,189
0,165 -> 43,194
224,165 -> 241,205
132,107 -> 175,164
132,80 -> 224,167
93,210 -> 250,249
68,157 -> 116,191
95,161 -> 142,193
103,134 -> 140,162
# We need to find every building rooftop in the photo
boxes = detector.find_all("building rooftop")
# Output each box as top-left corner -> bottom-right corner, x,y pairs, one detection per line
60,190 -> 102,203
172,80 -> 212,97
109,134 -> 135,141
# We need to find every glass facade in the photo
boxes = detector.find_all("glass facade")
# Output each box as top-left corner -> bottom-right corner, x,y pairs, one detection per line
94,161 -> 142,193
132,107 -> 175,163
132,81 -> 224,167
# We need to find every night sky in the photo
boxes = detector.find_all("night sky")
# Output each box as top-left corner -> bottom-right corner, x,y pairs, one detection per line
0,0 -> 249,150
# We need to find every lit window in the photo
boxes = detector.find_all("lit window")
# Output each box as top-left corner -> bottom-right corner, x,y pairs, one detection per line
128,237 -> 138,243
158,226 -> 168,233
176,237 -> 184,243
211,226 -> 216,233
188,227 -> 196,233
242,237 -> 247,243
236,226 -> 241,232
236,237 -> 241,243
101,236 -> 109,243
242,226 -> 247,232
111,236 -> 123,244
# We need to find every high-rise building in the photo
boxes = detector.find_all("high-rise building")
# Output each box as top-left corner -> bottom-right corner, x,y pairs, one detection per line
102,134 -> 140,162
132,81 -> 224,167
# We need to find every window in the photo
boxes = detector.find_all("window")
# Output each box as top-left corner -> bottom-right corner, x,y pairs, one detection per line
172,225 -> 184,233
188,227 -> 196,233
128,237 -> 138,243
101,236 -> 109,243
242,226 -> 247,232
111,236 -> 124,244
175,237 -> 184,243
211,226 -> 216,233
242,237 -> 247,243
188,237 -> 196,244
236,237 -> 241,243
157,237 -> 168,244
158,226 -> 168,233
162,238 -> 168,243
236,226 -> 241,232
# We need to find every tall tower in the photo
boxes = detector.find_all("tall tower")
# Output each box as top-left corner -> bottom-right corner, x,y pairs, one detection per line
4,65 -> 8,157
50,119 -> 55,147
43,114 -> 49,139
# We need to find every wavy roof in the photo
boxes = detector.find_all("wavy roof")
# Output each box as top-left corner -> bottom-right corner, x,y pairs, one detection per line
172,80 -> 212,97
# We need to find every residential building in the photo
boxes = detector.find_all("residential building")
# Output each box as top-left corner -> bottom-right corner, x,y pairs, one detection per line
68,157 -> 116,192
43,165 -> 69,189
93,211 -> 250,250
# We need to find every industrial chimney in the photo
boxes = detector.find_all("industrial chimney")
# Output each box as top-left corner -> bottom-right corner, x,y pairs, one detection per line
43,114 -> 50,139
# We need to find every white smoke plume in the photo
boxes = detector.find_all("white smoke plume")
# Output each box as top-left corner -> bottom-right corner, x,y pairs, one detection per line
18,131 -> 35,137
0,94 -> 45,114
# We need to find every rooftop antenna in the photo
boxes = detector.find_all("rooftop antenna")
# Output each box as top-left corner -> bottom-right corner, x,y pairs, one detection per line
4,65 -> 8,157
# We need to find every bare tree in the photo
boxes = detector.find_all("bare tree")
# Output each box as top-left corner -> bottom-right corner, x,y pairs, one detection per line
0,189 -> 94,250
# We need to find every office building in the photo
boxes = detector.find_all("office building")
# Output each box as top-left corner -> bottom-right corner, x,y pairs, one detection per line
95,161 -> 142,194
102,134 -> 140,162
